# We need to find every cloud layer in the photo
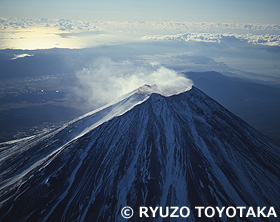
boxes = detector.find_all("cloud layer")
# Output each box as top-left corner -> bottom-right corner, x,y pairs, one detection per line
143,33 -> 280,47
1,17 -> 280,49
1,18 -> 280,34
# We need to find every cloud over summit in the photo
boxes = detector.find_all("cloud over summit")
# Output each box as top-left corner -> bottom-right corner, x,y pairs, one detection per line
74,58 -> 193,107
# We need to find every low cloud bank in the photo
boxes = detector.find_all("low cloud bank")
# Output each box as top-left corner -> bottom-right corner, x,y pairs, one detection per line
75,58 -> 193,108
143,33 -> 280,47
10,54 -> 34,60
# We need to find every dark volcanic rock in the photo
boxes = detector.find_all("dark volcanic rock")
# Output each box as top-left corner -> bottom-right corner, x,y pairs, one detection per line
0,86 -> 279,221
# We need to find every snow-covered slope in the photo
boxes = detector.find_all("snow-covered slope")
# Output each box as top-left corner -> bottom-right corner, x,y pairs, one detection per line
0,86 -> 279,222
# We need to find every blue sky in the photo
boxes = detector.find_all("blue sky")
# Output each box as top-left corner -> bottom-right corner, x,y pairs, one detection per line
1,0 -> 280,24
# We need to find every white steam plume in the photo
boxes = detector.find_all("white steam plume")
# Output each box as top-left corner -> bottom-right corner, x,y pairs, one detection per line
75,57 -> 193,108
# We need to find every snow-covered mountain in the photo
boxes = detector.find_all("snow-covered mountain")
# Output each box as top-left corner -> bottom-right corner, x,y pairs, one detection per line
0,85 -> 279,222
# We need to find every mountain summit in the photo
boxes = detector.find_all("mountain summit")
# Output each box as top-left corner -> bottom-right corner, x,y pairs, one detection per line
0,86 -> 279,221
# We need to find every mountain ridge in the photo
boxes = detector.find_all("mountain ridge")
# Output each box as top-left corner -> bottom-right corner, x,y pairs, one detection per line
0,86 -> 279,221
